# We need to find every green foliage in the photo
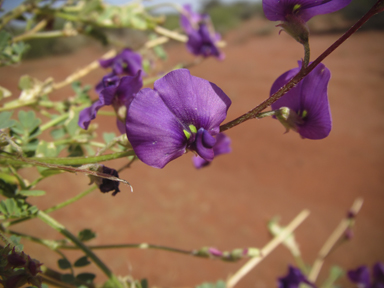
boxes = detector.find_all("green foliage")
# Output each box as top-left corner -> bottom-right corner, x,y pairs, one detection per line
17,190 -> 46,197
0,178 -> 17,198
10,110 -> 42,154
78,228 -> 97,241
140,279 -> 148,288
0,198 -> 38,219
9,235 -> 24,251
0,111 -> 16,129
58,258 -> 72,270
61,273 -> 76,284
76,272 -> 96,282
0,31 -> 29,66
74,256 -> 91,267
196,280 -> 226,288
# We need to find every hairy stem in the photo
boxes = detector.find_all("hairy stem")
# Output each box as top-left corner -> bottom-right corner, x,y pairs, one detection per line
220,1 -> 383,132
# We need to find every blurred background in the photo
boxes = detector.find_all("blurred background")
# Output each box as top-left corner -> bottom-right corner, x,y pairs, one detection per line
1,0 -> 384,287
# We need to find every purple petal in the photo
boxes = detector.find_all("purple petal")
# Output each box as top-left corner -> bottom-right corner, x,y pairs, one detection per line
78,100 -> 104,130
348,266 -> 371,288
125,88 -> 187,169
115,71 -> 143,106
263,0 -> 352,22
186,24 -> 223,60
373,262 -> 384,287
270,61 -> 331,140
154,69 -> 231,135
278,266 -> 316,288
180,4 -> 202,34
194,128 -> 215,161
192,133 -> 231,169
120,48 -> 143,76
99,57 -> 115,68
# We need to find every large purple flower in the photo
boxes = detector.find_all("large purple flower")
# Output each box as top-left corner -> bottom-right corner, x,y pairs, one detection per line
193,133 -> 231,169
278,266 -> 316,288
270,61 -> 332,140
99,48 -> 143,77
79,71 -> 142,133
348,263 -> 384,288
180,5 -> 224,60
125,69 -> 231,169
262,0 -> 351,43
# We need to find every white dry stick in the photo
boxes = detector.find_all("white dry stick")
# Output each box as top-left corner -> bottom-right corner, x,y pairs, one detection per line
307,198 -> 364,283
53,49 -> 117,90
226,209 -> 310,288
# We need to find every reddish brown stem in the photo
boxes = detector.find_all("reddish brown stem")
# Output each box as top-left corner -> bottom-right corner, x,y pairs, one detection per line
220,0 -> 384,132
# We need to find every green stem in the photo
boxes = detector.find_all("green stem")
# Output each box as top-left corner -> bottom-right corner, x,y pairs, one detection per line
3,185 -> 97,228
37,210 -> 121,285
0,150 -> 134,166
40,113 -> 69,131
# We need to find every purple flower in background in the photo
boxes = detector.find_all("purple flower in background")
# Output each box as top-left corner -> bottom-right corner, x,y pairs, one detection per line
262,0 -> 351,43
79,71 -> 142,133
348,262 -> 384,288
180,4 -> 224,60
270,61 -> 332,140
278,266 -> 316,288
99,48 -> 143,77
125,69 -> 231,169
193,133 -> 231,169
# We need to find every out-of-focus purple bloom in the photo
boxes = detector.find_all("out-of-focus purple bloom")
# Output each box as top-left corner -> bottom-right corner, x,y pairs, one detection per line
125,69 -> 231,169
270,61 -> 332,140
99,48 -> 143,77
79,71 -> 142,133
278,266 -> 316,288
193,133 -> 231,169
348,262 -> 384,288
262,0 -> 351,43
180,5 -> 224,60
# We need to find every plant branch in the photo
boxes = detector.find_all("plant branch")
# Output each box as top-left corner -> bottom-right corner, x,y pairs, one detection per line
307,198 -> 364,283
220,1 -> 384,132
226,209 -> 310,288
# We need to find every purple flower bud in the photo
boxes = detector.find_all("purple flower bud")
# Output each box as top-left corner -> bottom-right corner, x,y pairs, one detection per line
348,265 -> 371,288
278,266 -> 316,288
99,165 -> 121,196
126,69 -> 231,168
208,247 -> 223,257
270,61 -> 332,140
180,5 -> 224,60
27,257 -> 42,276
7,251 -> 26,267
99,48 -> 143,77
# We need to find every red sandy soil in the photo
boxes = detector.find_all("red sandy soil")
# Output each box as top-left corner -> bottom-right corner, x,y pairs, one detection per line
1,19 -> 384,288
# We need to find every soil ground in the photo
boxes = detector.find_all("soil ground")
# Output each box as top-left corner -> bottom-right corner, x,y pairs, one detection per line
1,18 -> 384,288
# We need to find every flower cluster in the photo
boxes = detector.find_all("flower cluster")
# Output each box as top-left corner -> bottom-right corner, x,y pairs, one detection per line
180,4 -> 224,60
348,262 -> 384,288
79,49 -> 143,134
0,245 -> 42,288
278,266 -> 316,288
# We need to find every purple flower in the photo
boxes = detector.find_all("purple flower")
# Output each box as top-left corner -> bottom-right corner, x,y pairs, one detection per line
193,133 -> 231,169
262,0 -> 351,43
79,71 -> 142,133
125,69 -> 231,169
270,61 -> 332,140
99,48 -> 143,77
278,266 -> 316,288
180,5 -> 224,60
348,263 -> 384,288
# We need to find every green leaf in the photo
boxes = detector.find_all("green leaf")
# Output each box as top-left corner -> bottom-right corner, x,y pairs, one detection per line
58,258 -> 72,270
78,229 -> 96,242
9,235 -> 23,251
0,86 -> 12,101
103,132 -> 116,144
50,127 -> 66,140
61,274 -> 75,284
18,190 -> 46,197
0,111 -> 16,129
0,31 -> 10,51
64,109 -> 80,137
74,256 -> 91,267
196,281 -> 226,288
0,178 -> 18,198
18,75 -> 34,90
76,273 -> 96,283
140,279 -> 148,288
35,140 -> 58,158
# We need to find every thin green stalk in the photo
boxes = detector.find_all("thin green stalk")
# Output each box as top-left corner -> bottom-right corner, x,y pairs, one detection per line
40,113 -> 69,131
3,185 -> 97,228
37,210 -> 121,286
302,41 -> 310,69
